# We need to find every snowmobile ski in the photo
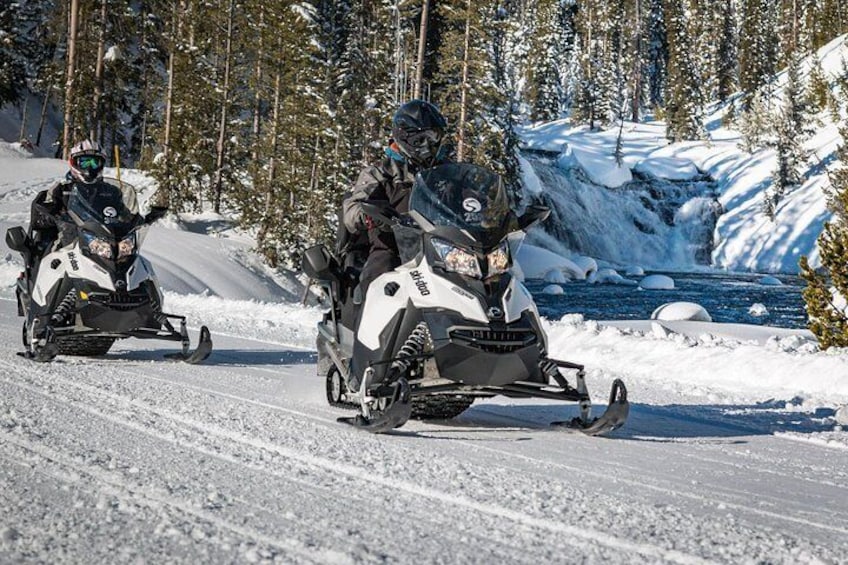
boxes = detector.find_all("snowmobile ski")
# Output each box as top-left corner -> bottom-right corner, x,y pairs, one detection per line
552,378 -> 629,436
165,325 -> 213,364
17,326 -> 59,362
338,372 -> 413,434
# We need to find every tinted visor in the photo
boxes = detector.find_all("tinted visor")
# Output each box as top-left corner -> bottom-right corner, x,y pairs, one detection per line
74,155 -> 105,172
401,128 -> 443,149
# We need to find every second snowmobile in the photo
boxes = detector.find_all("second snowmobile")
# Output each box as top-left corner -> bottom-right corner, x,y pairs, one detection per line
303,163 -> 628,434
5,178 -> 212,363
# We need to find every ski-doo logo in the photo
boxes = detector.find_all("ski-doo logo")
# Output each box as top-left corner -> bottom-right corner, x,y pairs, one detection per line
410,270 -> 430,296
103,206 -> 118,218
68,251 -> 80,271
462,198 -> 482,213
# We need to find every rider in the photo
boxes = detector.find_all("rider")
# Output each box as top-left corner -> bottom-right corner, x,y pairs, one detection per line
28,140 -> 109,263
342,99 -> 451,299
28,140 -> 168,268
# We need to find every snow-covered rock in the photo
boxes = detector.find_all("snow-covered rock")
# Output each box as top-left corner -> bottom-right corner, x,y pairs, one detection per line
543,284 -> 564,295
836,405 -> 848,426
625,265 -> 645,277
558,145 -> 633,188
543,269 -> 568,284
749,303 -> 769,317
651,302 -> 712,322
759,276 -> 783,286
572,256 -> 598,279
634,157 -> 700,181
516,244 -> 585,280
639,274 -> 675,290
588,268 -> 636,286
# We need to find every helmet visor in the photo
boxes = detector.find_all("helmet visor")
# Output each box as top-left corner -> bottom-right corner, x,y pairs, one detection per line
74,155 -> 105,172
403,129 -> 443,149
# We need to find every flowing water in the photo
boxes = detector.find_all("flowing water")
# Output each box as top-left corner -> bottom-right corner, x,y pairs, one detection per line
527,272 -> 808,329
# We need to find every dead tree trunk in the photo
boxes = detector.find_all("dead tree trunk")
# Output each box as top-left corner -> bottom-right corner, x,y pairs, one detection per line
457,0 -> 471,161
62,0 -> 80,159
414,0 -> 429,99
90,0 -> 107,142
213,0 -> 236,214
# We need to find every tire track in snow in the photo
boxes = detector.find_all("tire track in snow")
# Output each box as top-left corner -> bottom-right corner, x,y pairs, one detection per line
0,364 -> 640,563
0,435 -> 334,564
0,360 -> 713,564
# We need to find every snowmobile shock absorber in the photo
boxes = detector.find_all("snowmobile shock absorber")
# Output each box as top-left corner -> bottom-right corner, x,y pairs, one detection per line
50,290 -> 77,323
391,322 -> 430,375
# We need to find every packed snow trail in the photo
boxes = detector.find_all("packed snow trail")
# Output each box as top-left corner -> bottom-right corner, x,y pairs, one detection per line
1,300 -> 848,563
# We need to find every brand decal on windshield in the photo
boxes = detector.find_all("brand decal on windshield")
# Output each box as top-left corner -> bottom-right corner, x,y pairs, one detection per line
410,270 -> 430,296
462,198 -> 483,224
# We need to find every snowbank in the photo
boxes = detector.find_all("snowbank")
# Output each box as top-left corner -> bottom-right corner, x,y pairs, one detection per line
558,145 -> 633,188
516,244 -> 585,280
634,157 -> 700,180
520,35 -> 848,274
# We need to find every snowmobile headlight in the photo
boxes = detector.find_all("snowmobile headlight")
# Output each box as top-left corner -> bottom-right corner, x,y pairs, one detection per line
432,238 -> 482,278
83,232 -> 113,259
118,234 -> 136,258
487,241 -> 510,276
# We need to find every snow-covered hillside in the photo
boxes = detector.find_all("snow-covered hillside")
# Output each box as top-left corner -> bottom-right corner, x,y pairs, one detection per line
520,35 -> 848,274
1,142 -> 848,562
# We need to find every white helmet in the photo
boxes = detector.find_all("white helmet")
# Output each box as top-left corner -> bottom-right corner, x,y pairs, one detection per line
69,140 -> 107,184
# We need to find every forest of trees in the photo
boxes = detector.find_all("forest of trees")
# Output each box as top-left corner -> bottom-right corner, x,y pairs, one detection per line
1,0 -> 848,266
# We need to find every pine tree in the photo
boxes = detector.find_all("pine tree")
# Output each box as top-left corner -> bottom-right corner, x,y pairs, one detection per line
807,55 -> 831,112
663,0 -> 704,142
766,52 -> 812,218
739,89 -> 772,152
644,0 -> 668,111
800,123 -> 848,347
739,0 -> 779,93
716,0 -> 738,102
527,0 -> 563,121
0,1 -> 27,107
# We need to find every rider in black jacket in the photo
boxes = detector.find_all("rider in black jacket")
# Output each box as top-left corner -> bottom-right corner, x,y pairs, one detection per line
341,100 -> 450,298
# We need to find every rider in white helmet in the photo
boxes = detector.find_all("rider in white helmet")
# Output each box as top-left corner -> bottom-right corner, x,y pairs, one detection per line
28,140 -> 108,262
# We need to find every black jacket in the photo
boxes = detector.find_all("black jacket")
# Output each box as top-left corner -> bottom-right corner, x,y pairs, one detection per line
342,144 -> 448,253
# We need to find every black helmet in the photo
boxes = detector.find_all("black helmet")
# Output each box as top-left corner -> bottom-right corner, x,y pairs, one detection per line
392,99 -> 447,166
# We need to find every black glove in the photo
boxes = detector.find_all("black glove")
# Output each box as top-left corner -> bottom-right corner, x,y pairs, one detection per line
145,206 -> 169,224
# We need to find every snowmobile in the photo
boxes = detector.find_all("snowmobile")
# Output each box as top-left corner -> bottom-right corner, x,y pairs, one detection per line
303,163 -> 628,435
5,178 -> 212,363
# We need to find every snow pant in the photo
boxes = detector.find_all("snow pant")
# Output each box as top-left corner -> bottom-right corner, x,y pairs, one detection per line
357,248 -> 401,303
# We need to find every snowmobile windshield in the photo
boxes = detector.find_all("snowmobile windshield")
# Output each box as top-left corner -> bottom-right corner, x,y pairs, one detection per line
409,163 -> 517,249
67,178 -> 141,235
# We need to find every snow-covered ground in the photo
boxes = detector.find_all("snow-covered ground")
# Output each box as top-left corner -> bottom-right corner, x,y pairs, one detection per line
1,143 -> 848,562
520,35 -> 848,275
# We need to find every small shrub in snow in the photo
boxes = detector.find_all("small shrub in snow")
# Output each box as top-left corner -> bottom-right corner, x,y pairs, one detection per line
543,284 -> 564,295
651,302 -> 712,322
749,303 -> 769,317
758,275 -> 783,286
639,274 -> 675,290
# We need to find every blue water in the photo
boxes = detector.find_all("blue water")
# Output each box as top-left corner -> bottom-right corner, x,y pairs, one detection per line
527,272 -> 808,329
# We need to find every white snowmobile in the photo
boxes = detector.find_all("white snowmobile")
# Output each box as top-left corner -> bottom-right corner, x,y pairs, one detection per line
5,178 -> 212,363
303,163 -> 628,434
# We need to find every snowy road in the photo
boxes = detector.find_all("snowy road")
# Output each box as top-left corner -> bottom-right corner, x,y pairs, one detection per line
2,297 -> 848,564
